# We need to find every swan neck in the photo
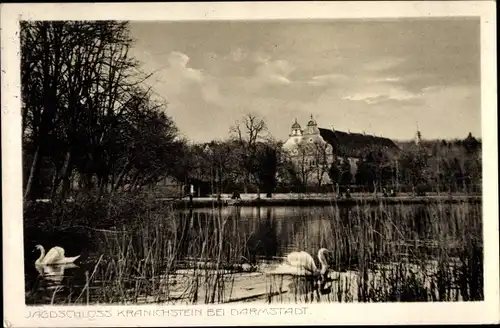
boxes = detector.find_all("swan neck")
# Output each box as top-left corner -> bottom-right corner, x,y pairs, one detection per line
318,250 -> 328,272
36,247 -> 45,264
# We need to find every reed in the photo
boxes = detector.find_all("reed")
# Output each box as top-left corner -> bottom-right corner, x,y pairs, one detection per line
268,198 -> 483,303
67,199 -> 251,305
24,194 -> 482,304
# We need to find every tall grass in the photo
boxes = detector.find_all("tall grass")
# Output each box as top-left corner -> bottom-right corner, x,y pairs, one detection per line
25,194 -> 252,304
272,198 -> 483,302
24,194 -> 482,304
83,204 -> 253,304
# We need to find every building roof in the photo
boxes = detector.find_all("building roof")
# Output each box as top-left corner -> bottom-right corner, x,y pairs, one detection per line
307,115 -> 317,127
318,128 -> 400,158
291,119 -> 301,129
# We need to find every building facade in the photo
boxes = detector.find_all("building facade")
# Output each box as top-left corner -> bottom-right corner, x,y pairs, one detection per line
282,115 -> 400,187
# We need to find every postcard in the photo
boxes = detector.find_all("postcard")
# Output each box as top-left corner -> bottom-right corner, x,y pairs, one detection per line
1,1 -> 498,327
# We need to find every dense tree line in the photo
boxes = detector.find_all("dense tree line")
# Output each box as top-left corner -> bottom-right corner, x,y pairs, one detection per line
351,134 -> 482,193
22,21 -> 184,201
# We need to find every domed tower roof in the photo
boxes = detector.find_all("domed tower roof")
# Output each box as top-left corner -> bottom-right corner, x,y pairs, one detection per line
291,118 -> 301,129
289,118 -> 303,137
307,114 -> 317,126
304,114 -> 319,135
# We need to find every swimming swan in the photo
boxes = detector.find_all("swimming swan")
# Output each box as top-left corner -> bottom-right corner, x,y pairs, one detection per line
34,245 -> 81,265
267,248 -> 331,279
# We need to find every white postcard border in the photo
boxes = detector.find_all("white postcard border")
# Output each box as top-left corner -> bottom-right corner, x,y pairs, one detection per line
2,2 -> 498,327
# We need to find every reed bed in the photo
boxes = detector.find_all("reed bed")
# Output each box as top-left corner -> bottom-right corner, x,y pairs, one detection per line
81,204 -> 252,305
268,199 -> 483,303
24,195 -> 483,305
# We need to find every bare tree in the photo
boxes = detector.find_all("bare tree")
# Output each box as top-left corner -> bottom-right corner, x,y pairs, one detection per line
229,113 -> 270,197
294,143 -> 314,190
21,21 -> 178,201
311,141 -> 332,191
229,113 -> 269,146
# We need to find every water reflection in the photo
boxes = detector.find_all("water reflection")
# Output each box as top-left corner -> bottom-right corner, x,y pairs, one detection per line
35,263 -> 79,284
25,203 -> 482,304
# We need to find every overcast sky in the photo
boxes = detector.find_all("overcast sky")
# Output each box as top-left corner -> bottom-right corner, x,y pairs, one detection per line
129,18 -> 480,143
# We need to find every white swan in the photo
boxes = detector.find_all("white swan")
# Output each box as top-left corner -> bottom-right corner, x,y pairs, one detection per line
34,245 -> 81,265
267,248 -> 331,279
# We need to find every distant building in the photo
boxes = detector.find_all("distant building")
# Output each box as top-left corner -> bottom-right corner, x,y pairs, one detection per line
282,115 -> 400,186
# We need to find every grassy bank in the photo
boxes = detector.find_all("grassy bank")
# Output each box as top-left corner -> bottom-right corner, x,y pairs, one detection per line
24,193 -> 483,304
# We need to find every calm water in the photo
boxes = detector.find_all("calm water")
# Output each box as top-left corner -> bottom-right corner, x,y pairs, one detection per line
24,203 -> 482,304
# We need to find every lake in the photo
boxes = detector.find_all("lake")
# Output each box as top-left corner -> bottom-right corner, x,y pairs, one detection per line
24,201 -> 483,304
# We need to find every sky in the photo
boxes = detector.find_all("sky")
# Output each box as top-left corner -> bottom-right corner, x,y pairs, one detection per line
128,18 -> 481,143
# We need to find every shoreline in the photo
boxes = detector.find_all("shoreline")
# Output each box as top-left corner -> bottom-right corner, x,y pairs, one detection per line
160,195 -> 482,209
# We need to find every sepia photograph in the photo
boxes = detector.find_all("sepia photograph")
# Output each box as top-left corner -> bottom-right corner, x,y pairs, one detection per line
2,1 -> 499,327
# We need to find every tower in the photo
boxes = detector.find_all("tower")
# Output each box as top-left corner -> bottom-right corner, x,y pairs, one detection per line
305,114 -> 319,135
290,118 -> 303,137
283,118 -> 304,153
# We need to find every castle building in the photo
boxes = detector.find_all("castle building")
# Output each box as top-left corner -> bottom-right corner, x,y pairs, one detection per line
282,115 -> 400,186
